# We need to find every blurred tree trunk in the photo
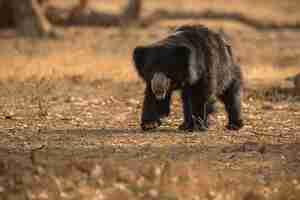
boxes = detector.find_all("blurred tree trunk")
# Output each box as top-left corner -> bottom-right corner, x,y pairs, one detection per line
0,0 -> 60,38
121,0 -> 142,24
69,0 -> 89,19
0,0 -> 15,28
140,8 -> 300,31
46,0 -> 142,26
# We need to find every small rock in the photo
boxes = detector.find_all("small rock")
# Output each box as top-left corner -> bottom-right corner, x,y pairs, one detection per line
149,189 -> 159,198
128,99 -> 139,105
4,112 -> 14,120
90,165 -> 103,178
4,115 -> 13,120
261,103 -> 274,110
258,144 -> 267,154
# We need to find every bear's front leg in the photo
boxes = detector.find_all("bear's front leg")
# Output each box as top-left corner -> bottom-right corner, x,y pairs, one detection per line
141,85 -> 162,131
157,93 -> 172,119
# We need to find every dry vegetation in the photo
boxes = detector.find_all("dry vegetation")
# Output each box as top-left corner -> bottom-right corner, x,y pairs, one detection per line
0,0 -> 300,199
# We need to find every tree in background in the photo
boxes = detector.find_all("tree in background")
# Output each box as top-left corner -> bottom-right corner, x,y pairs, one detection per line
1,0 -> 298,38
0,0 -> 142,38
0,0 -> 60,37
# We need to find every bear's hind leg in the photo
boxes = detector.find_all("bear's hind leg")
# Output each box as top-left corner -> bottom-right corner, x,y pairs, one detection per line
190,93 -> 210,132
178,87 -> 194,131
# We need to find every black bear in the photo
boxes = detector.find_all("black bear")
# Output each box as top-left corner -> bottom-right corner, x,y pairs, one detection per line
133,25 -> 243,131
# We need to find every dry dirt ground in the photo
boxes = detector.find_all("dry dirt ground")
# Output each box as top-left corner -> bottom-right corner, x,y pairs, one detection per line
0,0 -> 300,199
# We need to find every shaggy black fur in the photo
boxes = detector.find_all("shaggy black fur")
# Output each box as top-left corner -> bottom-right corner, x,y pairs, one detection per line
133,25 -> 243,131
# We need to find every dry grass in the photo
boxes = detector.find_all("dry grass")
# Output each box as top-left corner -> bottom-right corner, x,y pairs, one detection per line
246,65 -> 300,85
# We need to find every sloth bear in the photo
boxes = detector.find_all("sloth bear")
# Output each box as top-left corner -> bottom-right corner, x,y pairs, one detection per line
133,25 -> 244,131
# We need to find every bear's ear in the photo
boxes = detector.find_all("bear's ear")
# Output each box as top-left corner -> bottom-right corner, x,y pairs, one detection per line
133,46 -> 148,73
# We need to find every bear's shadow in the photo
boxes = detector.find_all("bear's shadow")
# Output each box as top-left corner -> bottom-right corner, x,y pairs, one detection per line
42,127 -> 189,135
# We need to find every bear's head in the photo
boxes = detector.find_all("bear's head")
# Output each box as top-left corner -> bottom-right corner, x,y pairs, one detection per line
133,45 -> 190,100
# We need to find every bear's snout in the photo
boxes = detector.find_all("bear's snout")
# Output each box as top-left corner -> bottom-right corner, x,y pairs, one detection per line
151,72 -> 170,100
